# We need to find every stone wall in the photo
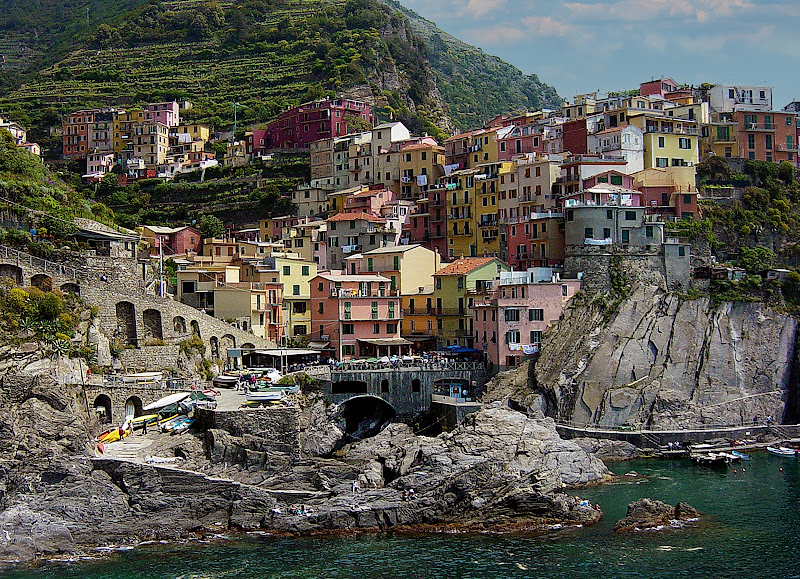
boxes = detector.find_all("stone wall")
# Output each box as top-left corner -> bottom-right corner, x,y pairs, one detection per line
196,407 -> 301,458
84,384 -> 178,424
564,244 -> 691,294
117,345 -> 182,373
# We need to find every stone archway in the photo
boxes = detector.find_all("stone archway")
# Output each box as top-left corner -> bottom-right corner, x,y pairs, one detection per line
173,316 -> 187,334
31,274 -> 53,291
336,395 -> 396,441
115,301 -> 137,345
190,320 -> 201,337
210,336 -> 220,359
0,264 -> 22,285
93,394 -> 113,424
220,334 -> 236,352
124,396 -> 143,419
142,309 -> 163,341
60,282 -> 80,296
241,342 -> 255,349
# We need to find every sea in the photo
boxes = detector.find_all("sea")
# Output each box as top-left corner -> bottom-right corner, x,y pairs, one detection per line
2,452 -> 799,579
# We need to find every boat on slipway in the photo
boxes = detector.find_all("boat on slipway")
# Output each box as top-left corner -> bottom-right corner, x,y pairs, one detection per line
690,451 -> 741,466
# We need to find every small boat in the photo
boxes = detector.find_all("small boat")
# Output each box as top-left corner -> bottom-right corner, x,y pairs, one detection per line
157,414 -> 180,432
96,425 -> 131,444
246,388 -> 287,402
171,417 -> 194,434
142,392 -> 191,412
130,414 -> 159,429
213,375 -> 239,389
767,446 -> 799,456
691,452 -> 737,466
731,450 -> 751,461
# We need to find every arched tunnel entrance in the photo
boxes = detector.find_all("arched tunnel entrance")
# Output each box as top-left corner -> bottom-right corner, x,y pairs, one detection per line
336,395 -> 396,442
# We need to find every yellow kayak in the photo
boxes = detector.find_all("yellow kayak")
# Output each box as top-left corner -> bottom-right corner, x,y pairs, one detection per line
130,414 -> 159,428
97,426 -> 131,443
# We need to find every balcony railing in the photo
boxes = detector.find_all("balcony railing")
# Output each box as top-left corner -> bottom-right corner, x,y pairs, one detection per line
436,308 -> 467,316
330,289 -> 402,298
745,123 -> 776,132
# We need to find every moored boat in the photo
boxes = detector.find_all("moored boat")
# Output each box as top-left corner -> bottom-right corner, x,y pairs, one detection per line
767,446 -> 799,457
246,388 -> 287,403
731,450 -> 751,461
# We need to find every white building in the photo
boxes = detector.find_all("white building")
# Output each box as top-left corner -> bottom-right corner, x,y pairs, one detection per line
587,125 -> 644,174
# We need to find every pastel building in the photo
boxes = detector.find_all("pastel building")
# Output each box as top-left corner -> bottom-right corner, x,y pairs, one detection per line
264,98 -> 373,150
310,273 -> 407,360
473,270 -> 580,370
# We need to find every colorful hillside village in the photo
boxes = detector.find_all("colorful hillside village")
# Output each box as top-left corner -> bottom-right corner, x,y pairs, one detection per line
3,77 -> 798,370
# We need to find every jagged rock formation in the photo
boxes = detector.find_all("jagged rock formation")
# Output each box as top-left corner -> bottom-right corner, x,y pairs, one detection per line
534,285 -> 797,428
613,499 -> 700,532
0,369 -> 609,561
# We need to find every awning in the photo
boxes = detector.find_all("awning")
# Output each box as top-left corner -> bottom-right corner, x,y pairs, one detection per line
307,341 -> 331,350
251,349 -> 322,356
357,338 -> 413,346
401,335 -> 437,342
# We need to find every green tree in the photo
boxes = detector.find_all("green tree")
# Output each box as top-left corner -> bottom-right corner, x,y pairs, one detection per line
198,214 -> 225,238
739,246 -> 776,274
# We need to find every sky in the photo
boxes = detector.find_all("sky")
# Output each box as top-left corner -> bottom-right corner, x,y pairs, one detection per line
399,0 -> 800,108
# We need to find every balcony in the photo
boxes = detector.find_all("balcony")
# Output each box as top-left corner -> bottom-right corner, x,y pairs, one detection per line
745,123 -> 776,132
330,289 -> 402,298
479,218 -> 498,227
776,144 -> 798,152
436,308 -> 467,316
402,308 -> 434,316
644,125 -> 699,135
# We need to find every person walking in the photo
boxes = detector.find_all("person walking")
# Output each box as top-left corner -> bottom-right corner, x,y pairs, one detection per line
142,417 -> 148,435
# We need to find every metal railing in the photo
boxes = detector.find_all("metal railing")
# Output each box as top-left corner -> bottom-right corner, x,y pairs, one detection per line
0,245 -> 85,280
333,360 -> 487,372
554,419 -> 793,433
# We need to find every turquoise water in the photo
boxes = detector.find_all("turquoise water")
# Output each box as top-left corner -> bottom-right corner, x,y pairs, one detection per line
3,453 -> 800,578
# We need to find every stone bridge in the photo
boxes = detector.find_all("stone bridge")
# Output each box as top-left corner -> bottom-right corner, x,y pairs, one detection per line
0,245 -> 274,368
324,364 -> 492,420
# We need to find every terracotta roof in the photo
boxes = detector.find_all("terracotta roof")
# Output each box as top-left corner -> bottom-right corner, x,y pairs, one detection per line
445,130 -> 476,142
400,142 -> 444,152
434,257 -> 501,276
326,211 -> 385,223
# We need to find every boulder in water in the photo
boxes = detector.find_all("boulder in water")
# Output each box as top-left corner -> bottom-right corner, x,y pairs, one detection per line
613,498 -> 699,532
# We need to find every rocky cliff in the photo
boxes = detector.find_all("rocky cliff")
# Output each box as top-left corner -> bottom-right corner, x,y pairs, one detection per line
528,285 -> 798,428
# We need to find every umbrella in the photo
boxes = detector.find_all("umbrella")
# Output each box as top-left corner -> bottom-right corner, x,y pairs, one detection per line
452,347 -> 479,354
443,345 -> 460,350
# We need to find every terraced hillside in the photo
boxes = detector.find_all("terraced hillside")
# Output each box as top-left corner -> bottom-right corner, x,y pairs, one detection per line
0,0 -> 560,136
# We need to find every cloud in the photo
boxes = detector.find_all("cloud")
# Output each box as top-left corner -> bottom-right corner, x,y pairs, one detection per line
520,15 -> 572,37
460,0 -> 508,18
564,0 -> 755,23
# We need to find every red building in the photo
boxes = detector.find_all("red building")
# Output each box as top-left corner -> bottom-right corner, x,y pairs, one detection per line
264,98 -> 373,150
63,110 -> 95,158
562,119 -> 589,155
245,129 -> 269,157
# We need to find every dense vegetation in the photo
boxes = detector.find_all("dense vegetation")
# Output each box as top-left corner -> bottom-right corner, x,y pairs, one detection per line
0,0 -> 560,144
89,154 -> 304,228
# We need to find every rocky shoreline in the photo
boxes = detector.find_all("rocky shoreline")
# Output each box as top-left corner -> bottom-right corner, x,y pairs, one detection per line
0,372 -> 615,564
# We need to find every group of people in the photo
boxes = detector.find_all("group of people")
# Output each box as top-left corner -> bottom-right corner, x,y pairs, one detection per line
402,488 -> 417,501
667,441 -> 682,451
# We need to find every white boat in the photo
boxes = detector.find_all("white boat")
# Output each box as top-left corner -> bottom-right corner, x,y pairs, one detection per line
246,389 -> 287,402
767,446 -> 798,456
142,392 -> 191,412
122,372 -> 163,385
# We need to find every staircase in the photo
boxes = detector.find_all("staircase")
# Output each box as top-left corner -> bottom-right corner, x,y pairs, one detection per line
770,425 -> 794,441
640,431 -> 661,448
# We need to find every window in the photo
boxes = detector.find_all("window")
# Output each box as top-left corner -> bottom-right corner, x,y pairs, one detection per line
181,281 -> 196,294
343,345 -> 355,356
728,89 -> 735,98
330,222 -> 336,231
457,277 -> 464,289
621,229 -> 630,244
610,175 -> 623,186
765,134 -> 773,150
584,228 -> 594,239
645,225 -> 653,239
342,323 -> 354,334
293,325 -> 307,336
678,138 -> 691,149
656,157 -> 668,168
606,209 -> 614,220
748,134 -> 755,149
393,255 -> 399,270
658,136 -> 665,148
435,278 -> 441,289
388,302 -> 396,319
683,194 -> 692,205
292,285 -> 300,295
529,308 -> 544,321
603,227 -> 611,239
371,301 -> 378,319
373,323 -> 380,334
344,302 -> 351,320
318,302 -> 324,314
530,330 -> 543,344
411,379 -> 421,393
283,266 -> 291,276
625,210 -> 636,221
678,246 -> 686,257
788,116 -> 793,127
504,309 -> 520,322
386,323 -> 397,333
505,330 -> 521,344
367,258 -> 373,272
302,266 -> 310,276
567,210 -> 574,222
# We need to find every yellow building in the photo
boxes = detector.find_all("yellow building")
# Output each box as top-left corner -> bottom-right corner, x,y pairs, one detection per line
112,109 -> 146,153
398,140 -> 445,200
173,124 -> 210,143
328,185 -> 364,216
401,288 -> 436,351
628,112 -> 700,168
475,162 -> 508,257
447,171 -> 478,259
433,257 -> 509,348
701,121 -> 739,159
241,255 -> 317,341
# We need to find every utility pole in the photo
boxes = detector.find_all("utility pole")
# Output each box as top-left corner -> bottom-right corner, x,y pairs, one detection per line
232,102 -> 242,141
158,235 -> 164,297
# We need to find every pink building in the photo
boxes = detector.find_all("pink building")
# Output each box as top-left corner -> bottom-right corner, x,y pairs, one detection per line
473,272 -> 580,370
142,225 -> 202,256
310,273 -> 408,360
343,187 -> 396,215
498,123 -> 544,161
145,102 -> 180,127
245,129 -> 269,157
264,98 -> 373,150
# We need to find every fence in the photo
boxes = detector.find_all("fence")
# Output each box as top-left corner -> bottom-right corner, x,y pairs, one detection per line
0,245 -> 85,280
